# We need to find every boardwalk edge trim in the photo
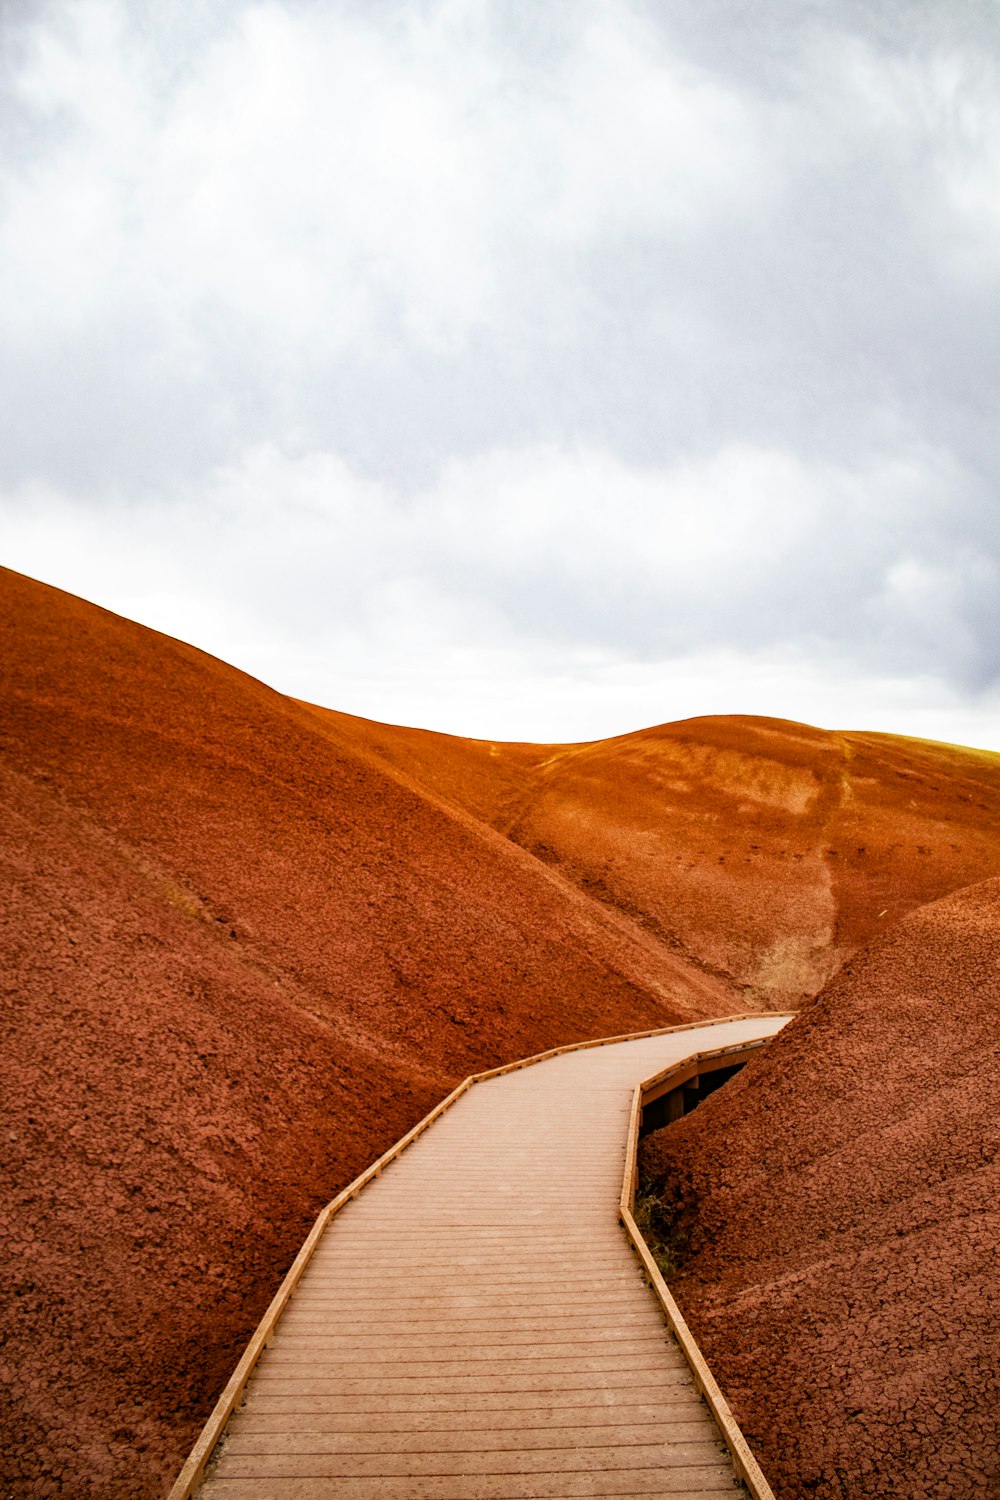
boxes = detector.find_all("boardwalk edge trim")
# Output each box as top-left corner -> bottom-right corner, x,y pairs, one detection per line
168,1009 -> 793,1499
620,1042 -> 785,1500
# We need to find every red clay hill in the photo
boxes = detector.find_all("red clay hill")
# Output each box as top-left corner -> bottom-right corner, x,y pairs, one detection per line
640,877 -> 1000,1498
3,564 -> 1000,1497
0,568 -> 729,1498
307,705 -> 1000,1008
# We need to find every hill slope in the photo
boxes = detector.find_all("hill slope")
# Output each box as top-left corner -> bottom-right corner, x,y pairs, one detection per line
0,568 -> 730,1498
7,564 -> 1000,1498
309,706 -> 1000,1007
640,878 -> 1000,1498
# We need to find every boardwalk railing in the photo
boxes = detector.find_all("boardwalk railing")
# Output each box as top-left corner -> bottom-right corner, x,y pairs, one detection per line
169,1011 -> 792,1499
619,1040 -> 782,1500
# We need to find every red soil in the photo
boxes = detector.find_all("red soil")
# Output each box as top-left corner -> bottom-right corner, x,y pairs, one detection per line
309,707 -> 1000,1008
0,568 -> 728,1498
640,878 -> 1000,1499
5,565 -> 1000,1497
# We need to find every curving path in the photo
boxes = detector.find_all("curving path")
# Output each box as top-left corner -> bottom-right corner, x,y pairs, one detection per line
183,1015 -> 789,1499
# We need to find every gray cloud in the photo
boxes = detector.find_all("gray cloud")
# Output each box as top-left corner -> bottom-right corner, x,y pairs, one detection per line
1,0 -> 999,742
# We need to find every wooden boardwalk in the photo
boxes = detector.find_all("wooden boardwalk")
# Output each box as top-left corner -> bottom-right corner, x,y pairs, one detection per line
193,1015 -> 788,1499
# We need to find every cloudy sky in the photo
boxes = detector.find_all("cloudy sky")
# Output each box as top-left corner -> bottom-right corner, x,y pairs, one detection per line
2,0 -> 999,745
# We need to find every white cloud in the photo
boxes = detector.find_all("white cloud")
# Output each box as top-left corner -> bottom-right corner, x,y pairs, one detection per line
0,0 -> 768,365
3,434 -> 997,742
1,0 -> 998,747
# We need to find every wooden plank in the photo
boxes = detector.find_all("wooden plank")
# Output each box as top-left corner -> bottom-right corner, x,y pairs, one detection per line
277,1313 -> 660,1334
202,1447 -> 733,1477
239,1391 -> 707,1418
266,1343 -> 680,1364
171,1014 -> 791,1499
201,1474 -> 740,1499
227,1418 -> 717,1444
245,1367 -> 698,1396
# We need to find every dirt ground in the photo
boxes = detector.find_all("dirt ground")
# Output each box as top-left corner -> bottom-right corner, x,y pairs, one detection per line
0,568 -> 725,1498
5,563 -> 1000,1497
641,878 -> 1000,1499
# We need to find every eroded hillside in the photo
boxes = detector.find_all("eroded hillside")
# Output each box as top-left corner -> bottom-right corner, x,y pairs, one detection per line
306,707 -> 1000,1008
5,563 -> 1000,1498
640,878 -> 1000,1498
0,568 -> 727,1498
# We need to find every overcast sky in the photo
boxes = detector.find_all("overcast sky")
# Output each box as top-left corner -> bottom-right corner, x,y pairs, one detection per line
2,0 -> 999,746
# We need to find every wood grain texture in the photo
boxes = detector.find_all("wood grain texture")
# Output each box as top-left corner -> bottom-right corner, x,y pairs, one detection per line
171,1015 -> 789,1499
